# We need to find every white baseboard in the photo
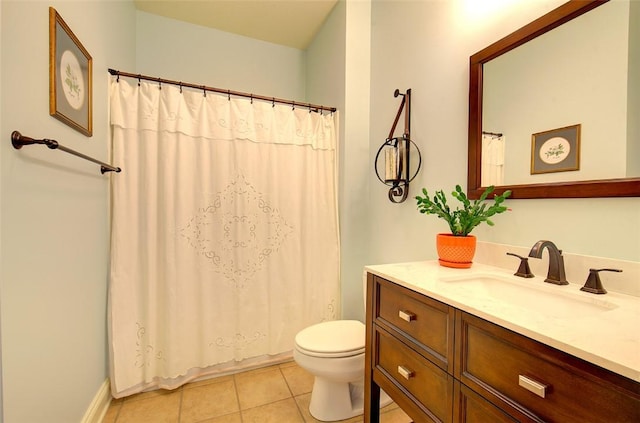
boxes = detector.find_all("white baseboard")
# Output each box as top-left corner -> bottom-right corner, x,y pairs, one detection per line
81,379 -> 112,423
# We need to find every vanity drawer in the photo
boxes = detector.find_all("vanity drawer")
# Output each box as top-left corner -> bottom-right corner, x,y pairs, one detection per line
456,311 -> 640,423
375,326 -> 454,423
374,276 -> 453,370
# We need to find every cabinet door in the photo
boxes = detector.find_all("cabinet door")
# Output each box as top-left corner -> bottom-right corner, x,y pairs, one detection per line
454,381 -> 518,423
455,311 -> 640,423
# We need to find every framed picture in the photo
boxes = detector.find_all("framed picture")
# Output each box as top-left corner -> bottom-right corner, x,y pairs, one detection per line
49,7 -> 92,137
531,124 -> 580,174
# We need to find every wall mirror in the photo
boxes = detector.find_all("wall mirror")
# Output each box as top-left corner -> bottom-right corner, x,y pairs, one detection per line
468,0 -> 640,199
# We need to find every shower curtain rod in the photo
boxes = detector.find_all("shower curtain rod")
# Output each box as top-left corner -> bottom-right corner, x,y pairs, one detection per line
108,69 -> 337,113
482,130 -> 503,138
11,131 -> 121,174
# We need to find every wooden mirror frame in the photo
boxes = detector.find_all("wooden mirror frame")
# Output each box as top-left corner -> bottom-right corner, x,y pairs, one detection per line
468,0 -> 640,199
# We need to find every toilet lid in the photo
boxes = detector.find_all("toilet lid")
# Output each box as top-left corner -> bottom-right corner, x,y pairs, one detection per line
295,320 -> 365,357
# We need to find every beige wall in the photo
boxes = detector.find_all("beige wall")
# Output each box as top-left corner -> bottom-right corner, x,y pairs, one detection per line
307,0 -> 373,320
367,0 -> 640,271
0,1 -> 135,422
629,0 -> 640,176
0,1 -> 4,419
135,11 -> 308,101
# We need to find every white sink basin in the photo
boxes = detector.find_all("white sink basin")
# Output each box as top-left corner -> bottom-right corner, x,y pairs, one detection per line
438,273 -> 618,319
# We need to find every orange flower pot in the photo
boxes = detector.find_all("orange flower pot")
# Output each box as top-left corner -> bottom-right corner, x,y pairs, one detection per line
436,233 -> 476,268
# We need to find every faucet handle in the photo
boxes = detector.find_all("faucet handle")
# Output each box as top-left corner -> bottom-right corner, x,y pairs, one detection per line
506,252 -> 534,278
580,268 -> 622,295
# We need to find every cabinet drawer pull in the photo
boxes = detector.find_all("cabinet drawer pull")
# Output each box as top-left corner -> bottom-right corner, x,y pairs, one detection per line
519,375 -> 548,398
398,310 -> 416,322
398,365 -> 414,380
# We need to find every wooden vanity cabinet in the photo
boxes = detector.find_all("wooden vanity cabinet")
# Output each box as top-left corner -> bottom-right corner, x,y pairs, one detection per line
365,273 -> 640,423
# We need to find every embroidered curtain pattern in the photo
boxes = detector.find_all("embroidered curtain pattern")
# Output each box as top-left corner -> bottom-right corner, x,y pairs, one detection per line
108,78 -> 340,397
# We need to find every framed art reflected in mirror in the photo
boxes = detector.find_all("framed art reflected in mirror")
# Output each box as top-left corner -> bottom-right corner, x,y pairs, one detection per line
531,124 -> 580,175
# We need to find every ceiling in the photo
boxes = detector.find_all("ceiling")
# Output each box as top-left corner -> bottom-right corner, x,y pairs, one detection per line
134,0 -> 339,50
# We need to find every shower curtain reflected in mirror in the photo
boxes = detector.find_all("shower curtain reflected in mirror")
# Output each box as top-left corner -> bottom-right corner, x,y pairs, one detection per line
108,78 -> 340,398
481,133 -> 505,187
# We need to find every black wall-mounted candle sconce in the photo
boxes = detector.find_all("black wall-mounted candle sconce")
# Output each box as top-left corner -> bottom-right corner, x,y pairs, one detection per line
374,89 -> 421,203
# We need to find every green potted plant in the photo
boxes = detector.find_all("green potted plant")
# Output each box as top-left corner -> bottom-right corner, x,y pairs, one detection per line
415,185 -> 511,268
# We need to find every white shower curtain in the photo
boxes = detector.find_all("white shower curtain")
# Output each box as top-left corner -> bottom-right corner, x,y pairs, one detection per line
108,78 -> 340,398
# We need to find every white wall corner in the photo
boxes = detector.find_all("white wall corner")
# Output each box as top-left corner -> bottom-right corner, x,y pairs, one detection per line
81,379 -> 111,423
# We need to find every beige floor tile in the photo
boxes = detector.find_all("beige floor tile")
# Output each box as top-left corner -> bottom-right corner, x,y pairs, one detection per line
180,378 -> 239,423
294,393 -> 363,423
184,374 -> 235,390
104,362 -> 409,423
194,412 -> 243,423
111,396 -> 126,404
381,401 -> 400,413
235,366 -> 292,409
242,398 -> 304,423
124,387 -> 181,403
102,401 -> 121,423
380,406 -> 412,423
294,393 -> 407,423
293,393 -> 315,422
281,363 -> 314,396
116,390 -> 181,423
279,360 -> 297,368
240,363 -> 283,375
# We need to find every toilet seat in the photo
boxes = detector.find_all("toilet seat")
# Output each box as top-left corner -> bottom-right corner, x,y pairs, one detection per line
295,320 -> 365,358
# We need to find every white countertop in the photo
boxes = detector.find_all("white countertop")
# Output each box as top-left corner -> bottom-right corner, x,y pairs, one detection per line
364,261 -> 640,383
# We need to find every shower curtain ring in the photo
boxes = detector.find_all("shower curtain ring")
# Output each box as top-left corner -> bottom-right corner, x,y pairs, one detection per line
227,90 -> 231,101
250,94 -> 253,104
272,98 -> 275,107
179,82 -> 183,94
202,85 -> 207,97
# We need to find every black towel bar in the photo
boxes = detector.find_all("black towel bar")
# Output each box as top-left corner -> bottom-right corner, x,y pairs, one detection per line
11,130 -> 121,174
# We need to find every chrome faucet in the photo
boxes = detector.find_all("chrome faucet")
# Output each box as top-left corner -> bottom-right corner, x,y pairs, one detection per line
528,240 -> 569,285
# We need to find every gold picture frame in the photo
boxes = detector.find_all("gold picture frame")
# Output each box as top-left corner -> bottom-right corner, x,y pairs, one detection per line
49,7 -> 92,137
531,124 -> 580,175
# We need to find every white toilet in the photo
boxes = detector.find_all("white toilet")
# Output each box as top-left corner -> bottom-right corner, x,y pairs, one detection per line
293,319 -> 392,421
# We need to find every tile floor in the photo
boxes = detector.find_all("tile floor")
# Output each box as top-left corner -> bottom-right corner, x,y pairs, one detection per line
103,361 -> 412,423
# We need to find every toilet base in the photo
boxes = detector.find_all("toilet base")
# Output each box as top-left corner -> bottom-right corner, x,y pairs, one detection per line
308,378 -> 392,422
